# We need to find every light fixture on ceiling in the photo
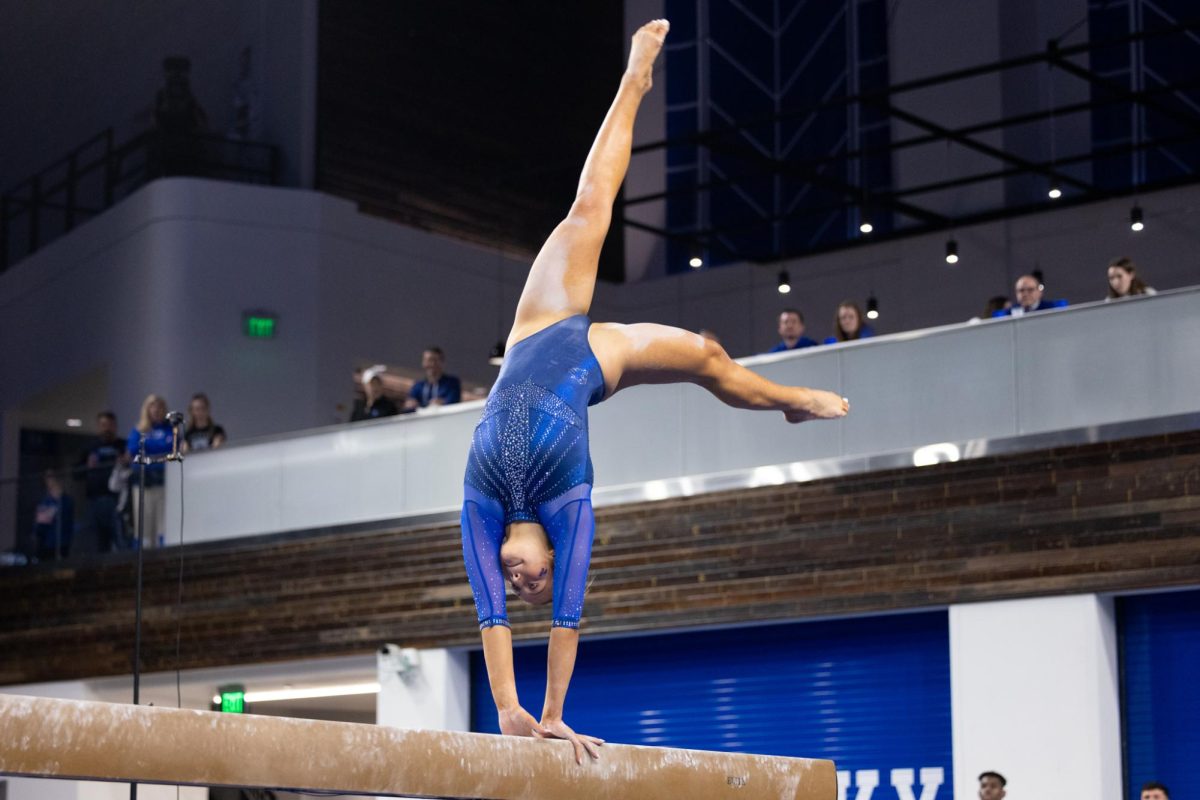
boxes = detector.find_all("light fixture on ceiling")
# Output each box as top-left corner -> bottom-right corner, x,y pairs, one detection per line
66,418 -> 83,428
488,340 -> 505,366
777,270 -> 791,294
866,294 -> 879,320
1047,181 -> 1062,199
945,238 -> 959,264
489,249 -> 506,365
688,243 -> 703,269
859,217 -> 874,234
1130,204 -> 1144,232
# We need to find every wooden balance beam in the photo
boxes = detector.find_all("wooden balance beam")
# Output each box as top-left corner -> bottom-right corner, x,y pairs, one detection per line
0,694 -> 835,799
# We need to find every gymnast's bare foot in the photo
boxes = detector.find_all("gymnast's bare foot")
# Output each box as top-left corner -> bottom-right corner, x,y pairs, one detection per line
626,19 -> 669,93
784,389 -> 849,423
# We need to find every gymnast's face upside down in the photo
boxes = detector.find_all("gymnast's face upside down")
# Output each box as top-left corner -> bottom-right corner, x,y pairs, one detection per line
500,521 -> 554,606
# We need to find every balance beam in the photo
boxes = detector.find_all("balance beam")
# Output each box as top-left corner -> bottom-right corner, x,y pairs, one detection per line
0,694 -> 834,799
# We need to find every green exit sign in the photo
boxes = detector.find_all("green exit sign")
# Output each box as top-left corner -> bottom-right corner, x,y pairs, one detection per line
218,685 -> 245,713
243,311 -> 278,339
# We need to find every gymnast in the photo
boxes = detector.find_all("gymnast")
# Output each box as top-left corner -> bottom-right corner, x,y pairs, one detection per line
462,19 -> 849,764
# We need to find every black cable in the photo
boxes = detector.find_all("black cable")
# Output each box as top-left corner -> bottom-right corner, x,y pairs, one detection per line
174,458 -> 185,800
174,457 -> 185,710
130,439 -> 147,800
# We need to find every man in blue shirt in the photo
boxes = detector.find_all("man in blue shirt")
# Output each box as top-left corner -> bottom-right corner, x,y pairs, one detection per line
994,274 -> 1067,317
767,308 -> 819,353
406,346 -> 462,410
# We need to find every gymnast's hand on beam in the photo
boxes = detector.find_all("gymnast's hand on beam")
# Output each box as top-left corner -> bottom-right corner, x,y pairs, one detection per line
535,716 -> 605,764
497,705 -> 550,739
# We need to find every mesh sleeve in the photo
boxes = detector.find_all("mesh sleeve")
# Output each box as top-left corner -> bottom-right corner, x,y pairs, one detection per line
461,486 -> 510,630
538,484 -> 596,629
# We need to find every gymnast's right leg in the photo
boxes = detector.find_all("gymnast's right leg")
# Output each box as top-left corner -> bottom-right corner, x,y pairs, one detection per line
507,19 -> 670,345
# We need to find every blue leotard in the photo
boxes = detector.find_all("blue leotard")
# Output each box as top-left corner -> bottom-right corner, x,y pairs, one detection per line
462,315 -> 606,630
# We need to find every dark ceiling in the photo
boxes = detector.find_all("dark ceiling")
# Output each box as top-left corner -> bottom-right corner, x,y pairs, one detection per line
317,1 -> 627,278
316,2 -> 1200,281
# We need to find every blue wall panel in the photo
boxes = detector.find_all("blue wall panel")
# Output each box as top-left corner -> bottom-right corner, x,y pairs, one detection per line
1120,589 -> 1200,800
472,611 -> 952,798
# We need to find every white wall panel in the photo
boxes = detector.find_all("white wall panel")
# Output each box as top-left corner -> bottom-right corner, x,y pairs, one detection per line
950,595 -> 1122,800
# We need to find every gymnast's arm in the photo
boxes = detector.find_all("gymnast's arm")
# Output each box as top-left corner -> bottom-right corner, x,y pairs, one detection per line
539,627 -> 604,763
463,494 -> 548,738
590,322 -> 849,420
480,626 -> 548,737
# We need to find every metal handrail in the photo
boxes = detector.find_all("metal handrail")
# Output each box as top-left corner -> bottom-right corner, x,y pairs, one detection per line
1,128 -> 280,272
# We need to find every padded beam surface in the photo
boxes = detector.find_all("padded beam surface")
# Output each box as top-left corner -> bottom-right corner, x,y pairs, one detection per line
0,694 -> 835,799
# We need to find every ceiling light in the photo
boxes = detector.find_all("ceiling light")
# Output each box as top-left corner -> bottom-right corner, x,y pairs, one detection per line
1047,182 -> 1062,199
66,418 -> 83,428
777,270 -> 791,294
688,255 -> 703,268
1130,204 -> 1144,232
487,340 -> 505,366
859,219 -> 873,234
945,238 -> 959,264
866,294 -> 879,320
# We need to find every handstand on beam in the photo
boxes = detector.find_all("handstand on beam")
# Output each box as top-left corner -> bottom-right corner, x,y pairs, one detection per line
0,694 -> 835,799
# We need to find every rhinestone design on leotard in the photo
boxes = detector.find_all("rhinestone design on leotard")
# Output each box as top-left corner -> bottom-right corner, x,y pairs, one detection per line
468,379 -> 587,522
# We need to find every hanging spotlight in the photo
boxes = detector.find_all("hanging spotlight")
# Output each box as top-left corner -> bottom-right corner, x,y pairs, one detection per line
777,270 -> 791,294
1130,204 -> 1144,232
487,340 -> 505,366
1047,181 -> 1062,200
688,243 -> 703,269
859,217 -> 874,234
866,294 -> 879,320
945,238 -> 959,264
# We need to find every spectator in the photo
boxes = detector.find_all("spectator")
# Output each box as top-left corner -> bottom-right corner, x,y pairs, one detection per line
183,393 -> 227,452
107,455 -> 134,551
824,301 -> 875,344
994,274 -> 1067,317
1140,781 -> 1169,800
33,470 -> 74,562
983,295 -> 1011,317
406,347 -> 462,411
768,309 -> 819,352
126,394 -> 175,548
969,295 -> 1012,324
77,411 -> 126,553
352,375 -> 399,421
978,771 -> 1006,800
1106,257 -> 1156,300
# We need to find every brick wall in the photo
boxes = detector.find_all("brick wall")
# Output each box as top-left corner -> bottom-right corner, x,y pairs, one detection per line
2,430 -> 1197,684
